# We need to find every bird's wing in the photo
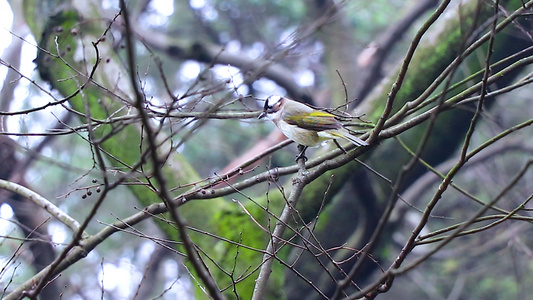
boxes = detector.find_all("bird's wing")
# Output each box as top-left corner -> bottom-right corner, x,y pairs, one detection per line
285,110 -> 341,131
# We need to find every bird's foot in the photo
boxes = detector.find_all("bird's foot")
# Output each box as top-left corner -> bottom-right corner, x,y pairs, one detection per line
295,145 -> 308,162
295,153 -> 308,162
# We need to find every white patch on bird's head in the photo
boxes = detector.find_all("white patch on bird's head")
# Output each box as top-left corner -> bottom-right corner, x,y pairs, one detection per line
259,95 -> 285,121
266,95 -> 283,106
264,95 -> 284,113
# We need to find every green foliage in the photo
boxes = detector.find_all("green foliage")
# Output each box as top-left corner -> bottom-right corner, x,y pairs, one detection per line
345,0 -> 415,41
212,205 -> 267,297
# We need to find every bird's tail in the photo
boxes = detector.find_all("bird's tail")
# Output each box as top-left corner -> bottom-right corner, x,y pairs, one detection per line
322,129 -> 368,146
340,130 -> 368,146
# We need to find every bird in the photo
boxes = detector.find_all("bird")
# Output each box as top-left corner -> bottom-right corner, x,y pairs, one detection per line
258,95 -> 367,161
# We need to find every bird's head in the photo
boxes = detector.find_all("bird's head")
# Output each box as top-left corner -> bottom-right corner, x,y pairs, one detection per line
258,95 -> 284,119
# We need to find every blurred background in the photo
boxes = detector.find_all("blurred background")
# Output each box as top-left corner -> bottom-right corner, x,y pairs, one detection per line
1,0 -> 533,299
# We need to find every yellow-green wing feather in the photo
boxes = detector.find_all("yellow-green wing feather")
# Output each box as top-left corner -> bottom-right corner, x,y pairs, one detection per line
285,110 -> 341,131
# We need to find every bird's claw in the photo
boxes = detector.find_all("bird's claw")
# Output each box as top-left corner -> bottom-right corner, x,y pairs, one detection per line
295,145 -> 309,162
295,153 -> 308,162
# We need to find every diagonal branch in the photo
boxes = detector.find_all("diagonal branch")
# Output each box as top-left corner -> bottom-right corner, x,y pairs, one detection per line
251,150 -> 308,299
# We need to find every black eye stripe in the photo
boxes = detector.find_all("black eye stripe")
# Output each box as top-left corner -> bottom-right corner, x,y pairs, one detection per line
264,96 -> 281,112
263,100 -> 270,110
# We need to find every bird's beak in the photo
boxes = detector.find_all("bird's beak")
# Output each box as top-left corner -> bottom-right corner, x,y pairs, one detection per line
258,111 -> 266,119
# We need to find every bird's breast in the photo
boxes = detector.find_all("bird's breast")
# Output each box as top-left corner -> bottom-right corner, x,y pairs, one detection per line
277,122 -> 324,147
